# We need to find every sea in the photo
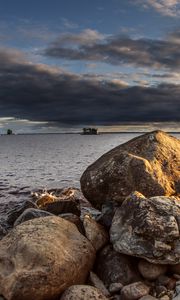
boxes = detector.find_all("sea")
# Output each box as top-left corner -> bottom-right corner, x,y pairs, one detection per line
0,133 -> 179,198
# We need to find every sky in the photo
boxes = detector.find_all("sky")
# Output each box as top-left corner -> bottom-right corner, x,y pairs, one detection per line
0,0 -> 180,133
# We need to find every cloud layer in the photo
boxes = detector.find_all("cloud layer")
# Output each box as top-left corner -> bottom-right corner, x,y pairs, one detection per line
44,30 -> 180,70
0,48 -> 179,125
137,0 -> 180,17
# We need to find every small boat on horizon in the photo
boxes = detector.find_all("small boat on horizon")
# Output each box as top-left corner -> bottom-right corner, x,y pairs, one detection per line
81,128 -> 98,135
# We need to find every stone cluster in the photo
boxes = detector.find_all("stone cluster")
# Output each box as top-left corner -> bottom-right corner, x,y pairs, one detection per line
0,130 -> 179,300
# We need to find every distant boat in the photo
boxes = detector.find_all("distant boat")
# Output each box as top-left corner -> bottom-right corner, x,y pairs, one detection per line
7,129 -> 13,135
81,128 -> 98,135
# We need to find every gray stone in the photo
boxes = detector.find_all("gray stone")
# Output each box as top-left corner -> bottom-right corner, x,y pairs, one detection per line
121,281 -> 150,300
81,131 -> 180,208
60,285 -> 108,300
7,200 -> 37,225
110,192 -> 180,264
14,208 -> 53,226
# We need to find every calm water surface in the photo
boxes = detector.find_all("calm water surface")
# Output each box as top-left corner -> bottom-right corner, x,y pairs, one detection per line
0,133 -> 179,193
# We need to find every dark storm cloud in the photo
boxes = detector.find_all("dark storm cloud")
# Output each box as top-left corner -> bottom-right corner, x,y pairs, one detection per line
44,30 -> 180,70
0,48 -> 179,125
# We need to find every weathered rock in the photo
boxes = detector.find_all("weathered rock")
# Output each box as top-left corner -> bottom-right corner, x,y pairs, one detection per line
6,199 -> 37,225
0,216 -> 95,300
110,192 -> 180,264
138,260 -> 167,280
14,208 -> 53,226
35,188 -> 81,216
89,272 -> 110,297
109,282 -> 123,294
60,285 -> 108,300
95,245 -> 140,286
59,213 -> 85,234
80,131 -> 180,208
121,281 -> 150,300
83,215 -> 109,251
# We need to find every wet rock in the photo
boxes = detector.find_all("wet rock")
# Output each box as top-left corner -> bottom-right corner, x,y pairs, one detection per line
110,192 -> 180,264
95,245 -> 140,286
14,208 -> 53,226
121,281 -> 150,300
60,285 -> 108,300
6,199 -> 37,225
36,189 -> 81,216
80,131 -> 180,208
59,213 -> 85,234
0,216 -> 95,300
109,282 -> 123,294
89,271 -> 110,297
138,260 -> 167,280
83,215 -> 109,251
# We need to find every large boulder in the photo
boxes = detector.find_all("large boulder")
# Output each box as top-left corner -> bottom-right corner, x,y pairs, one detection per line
80,131 -> 180,208
110,192 -> 180,264
0,216 -> 95,300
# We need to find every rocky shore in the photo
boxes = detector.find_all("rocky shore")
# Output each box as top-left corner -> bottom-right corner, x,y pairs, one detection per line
0,130 -> 179,300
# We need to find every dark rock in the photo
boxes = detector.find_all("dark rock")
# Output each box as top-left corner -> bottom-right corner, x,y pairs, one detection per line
60,285 -> 108,300
14,208 -> 53,226
110,192 -> 180,264
95,245 -> 140,287
6,200 -> 37,225
0,216 -> 95,300
169,264 -> 180,275
80,131 -> 180,208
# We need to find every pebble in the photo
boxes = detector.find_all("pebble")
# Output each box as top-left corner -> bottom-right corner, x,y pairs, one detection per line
121,281 -> 150,300
109,282 -> 123,294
